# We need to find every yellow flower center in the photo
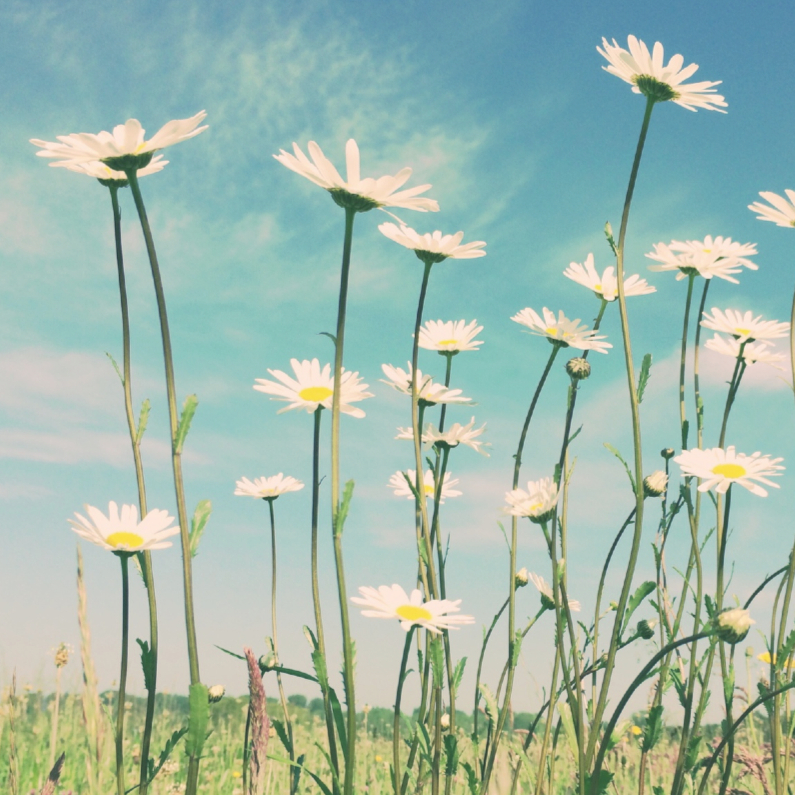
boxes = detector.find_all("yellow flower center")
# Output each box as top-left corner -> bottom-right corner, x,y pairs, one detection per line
424,483 -> 436,497
712,463 -> 746,479
545,327 -> 560,337
703,248 -> 712,254
594,283 -> 602,291
299,386 -> 333,402
438,338 -> 458,346
396,604 -> 433,622
734,327 -> 751,337
529,502 -> 543,513
106,531 -> 144,549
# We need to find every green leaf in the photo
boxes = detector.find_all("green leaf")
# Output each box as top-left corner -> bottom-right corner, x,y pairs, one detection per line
106,351 -> 124,384
623,581 -> 656,634
292,753 -> 305,793
443,734 -> 460,777
584,769 -> 614,795
135,399 -> 151,445
328,687 -> 348,763
722,663 -> 735,706
136,638 -> 156,692
174,394 -> 199,454
681,419 -> 689,449
684,733 -> 702,772
636,354 -> 652,404
184,683 -> 210,759
556,701 -> 579,760
668,667 -> 687,709
451,657 -> 467,693
430,637 -> 444,689
460,761 -> 479,795
271,718 -> 293,755
478,683 -> 499,730
642,704 -> 664,752
415,721 -> 433,765
214,644 -> 245,661
334,480 -> 355,538
189,499 -> 212,558
603,442 -> 636,493
144,727 -> 188,787
776,629 -> 795,674
311,649 -> 329,689
269,752 -> 334,795
511,629 -> 523,668
319,331 -> 337,347
758,679 -> 774,719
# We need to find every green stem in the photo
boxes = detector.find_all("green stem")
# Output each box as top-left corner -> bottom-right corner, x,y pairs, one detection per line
693,279 -> 711,449
115,553 -> 130,795
330,206 -> 357,795
679,274 -> 696,447
586,94 -> 655,769
472,597 -> 510,744
393,628 -> 415,795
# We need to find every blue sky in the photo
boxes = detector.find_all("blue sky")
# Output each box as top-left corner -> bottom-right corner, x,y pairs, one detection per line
2,0 -> 795,718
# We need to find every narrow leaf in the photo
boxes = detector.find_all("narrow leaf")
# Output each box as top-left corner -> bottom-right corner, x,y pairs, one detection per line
189,499 -> 212,558
136,638 -> 156,692
603,442 -> 636,493
174,394 -> 199,454
184,683 -> 210,758
452,657 -> 467,693
642,704 -> 664,752
135,399 -> 151,445
334,479 -> 355,537
623,580 -> 656,633
636,353 -> 652,404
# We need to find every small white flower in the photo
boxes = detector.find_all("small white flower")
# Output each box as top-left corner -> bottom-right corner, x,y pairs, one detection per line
388,469 -> 461,504
715,608 -> 754,644
274,139 -> 439,212
700,308 -> 789,343
234,474 -> 305,500
528,572 -> 581,612
646,237 -> 758,284
254,358 -> 373,417
418,319 -> 484,353
563,253 -> 655,301
424,418 -> 490,456
749,190 -> 795,228
31,112 -> 208,166
674,446 -> 784,497
378,222 -> 486,263
504,478 -> 560,523
511,307 -> 612,353
704,334 -> 784,369
381,363 -> 472,406
643,471 -> 669,497
597,36 -> 726,112
351,584 -> 475,634
69,501 -> 179,553
208,685 -> 225,703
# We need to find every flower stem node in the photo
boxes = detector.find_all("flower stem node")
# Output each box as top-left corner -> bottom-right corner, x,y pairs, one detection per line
643,471 -> 669,498
636,619 -> 657,640
714,608 -> 755,645
514,568 -> 530,589
566,357 -> 591,381
207,685 -> 225,703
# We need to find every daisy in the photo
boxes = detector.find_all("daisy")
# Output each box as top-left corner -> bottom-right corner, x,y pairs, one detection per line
749,190 -> 795,228
504,478 -> 560,523
597,36 -> 726,112
350,584 -> 475,634
417,319 -> 484,353
528,572 -> 581,612
674,446 -> 784,497
380,363 -> 472,405
511,307 -> 612,353
646,237 -> 758,284
254,358 -> 373,417
69,501 -> 179,553
274,139 -> 438,213
48,156 -> 168,184
378,222 -> 486,263
30,112 -> 208,170
563,253 -> 655,301
234,474 -> 305,500
704,334 -> 784,368
700,308 -> 789,343
424,417 -> 490,456
388,469 -> 462,504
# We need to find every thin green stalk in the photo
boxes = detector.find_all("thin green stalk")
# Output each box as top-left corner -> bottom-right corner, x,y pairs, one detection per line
472,597 -> 509,743
678,274 -> 696,447
266,497 -> 296,793
330,206 -> 358,795
693,279 -> 711,449
115,553 -> 131,795
586,95 -> 655,769
393,628 -> 416,795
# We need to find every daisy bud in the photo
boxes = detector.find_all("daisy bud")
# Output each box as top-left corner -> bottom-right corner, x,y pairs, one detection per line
714,608 -> 755,645
208,685 -> 225,703
440,713 -> 450,729
636,619 -> 657,640
515,567 -> 530,589
661,448 -> 675,460
566,357 -> 591,381
643,471 -> 668,498
258,653 -> 276,673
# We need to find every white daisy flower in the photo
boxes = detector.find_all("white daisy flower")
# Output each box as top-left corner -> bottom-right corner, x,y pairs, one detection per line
254,358 -> 373,418
418,319 -> 484,353
700,308 -> 789,343
424,417 -> 490,456
388,469 -> 462,504
504,478 -> 560,523
528,572 -> 581,612
674,446 -> 784,497
351,584 -> 475,634
597,36 -> 726,112
511,307 -> 612,353
234,474 -> 305,500
274,139 -> 438,213
563,253 -> 655,301
69,501 -> 179,553
378,222 -> 486,263
704,334 -> 785,369
749,191 -> 795,229
31,112 -> 208,168
646,237 -> 758,284
380,363 -> 472,405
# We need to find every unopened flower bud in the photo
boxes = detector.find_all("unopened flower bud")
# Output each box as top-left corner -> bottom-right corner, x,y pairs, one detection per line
643,471 -> 668,498
661,448 -> 675,460
636,619 -> 656,640
745,646 -> 755,658
515,567 -> 530,589
258,653 -> 276,673
566,357 -> 591,381
208,685 -> 225,703
714,608 -> 754,645
440,713 -> 450,729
